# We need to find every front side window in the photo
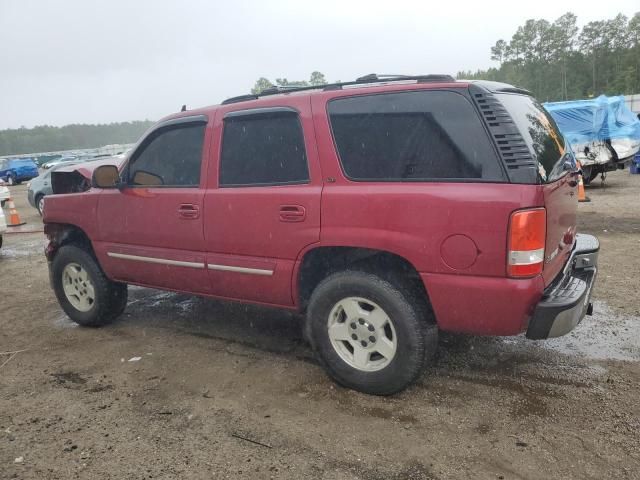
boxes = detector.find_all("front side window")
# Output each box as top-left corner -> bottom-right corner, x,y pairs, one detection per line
128,122 -> 205,187
328,90 -> 505,182
220,110 -> 309,187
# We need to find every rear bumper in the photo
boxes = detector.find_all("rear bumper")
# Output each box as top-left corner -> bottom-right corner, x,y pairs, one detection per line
526,234 -> 599,339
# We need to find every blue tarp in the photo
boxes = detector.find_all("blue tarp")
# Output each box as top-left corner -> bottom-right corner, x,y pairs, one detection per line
544,95 -> 640,145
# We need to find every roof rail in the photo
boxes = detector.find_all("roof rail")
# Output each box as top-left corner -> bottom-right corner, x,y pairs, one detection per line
221,74 -> 456,105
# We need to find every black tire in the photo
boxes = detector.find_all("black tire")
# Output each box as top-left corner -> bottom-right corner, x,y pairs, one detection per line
35,194 -> 44,216
51,244 -> 127,327
307,270 -> 437,395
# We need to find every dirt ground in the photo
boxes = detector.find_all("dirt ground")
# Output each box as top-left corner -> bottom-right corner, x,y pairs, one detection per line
1,171 -> 639,480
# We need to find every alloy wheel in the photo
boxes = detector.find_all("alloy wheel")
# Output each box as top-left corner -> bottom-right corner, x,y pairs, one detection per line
327,296 -> 397,372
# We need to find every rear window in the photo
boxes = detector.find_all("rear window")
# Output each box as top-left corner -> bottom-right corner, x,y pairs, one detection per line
328,90 -> 505,182
496,93 -> 567,182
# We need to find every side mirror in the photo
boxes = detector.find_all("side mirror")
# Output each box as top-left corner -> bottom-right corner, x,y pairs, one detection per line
92,165 -> 121,189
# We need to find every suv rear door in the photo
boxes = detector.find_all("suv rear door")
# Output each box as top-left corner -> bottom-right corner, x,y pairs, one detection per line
203,98 -> 321,306
94,116 -> 212,294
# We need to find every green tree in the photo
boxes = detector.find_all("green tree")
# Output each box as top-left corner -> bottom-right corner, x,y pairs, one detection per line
250,77 -> 274,94
309,71 -> 327,86
460,11 -> 640,101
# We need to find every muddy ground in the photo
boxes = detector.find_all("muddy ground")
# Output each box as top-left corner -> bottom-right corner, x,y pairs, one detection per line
1,171 -> 639,480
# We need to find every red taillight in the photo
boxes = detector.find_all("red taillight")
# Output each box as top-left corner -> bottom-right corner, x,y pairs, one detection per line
507,208 -> 546,278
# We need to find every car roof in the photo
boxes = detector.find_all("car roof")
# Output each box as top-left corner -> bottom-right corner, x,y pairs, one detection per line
158,75 -> 528,125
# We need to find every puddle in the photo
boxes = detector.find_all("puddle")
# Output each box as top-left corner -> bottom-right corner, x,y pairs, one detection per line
52,313 -> 78,329
539,301 -> 640,362
0,238 -> 46,258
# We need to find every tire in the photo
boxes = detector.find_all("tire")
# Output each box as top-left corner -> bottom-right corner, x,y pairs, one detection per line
307,270 -> 437,395
51,244 -> 127,327
35,194 -> 45,216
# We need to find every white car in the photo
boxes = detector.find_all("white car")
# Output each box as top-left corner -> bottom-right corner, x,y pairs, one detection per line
0,178 -> 9,207
0,199 -> 7,249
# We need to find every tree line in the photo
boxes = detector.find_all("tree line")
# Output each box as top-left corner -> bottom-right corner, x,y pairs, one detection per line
0,121 -> 155,156
251,71 -> 330,94
457,12 -> 640,101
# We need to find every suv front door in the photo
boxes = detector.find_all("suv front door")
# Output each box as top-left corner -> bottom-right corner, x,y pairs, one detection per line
94,116 -> 212,294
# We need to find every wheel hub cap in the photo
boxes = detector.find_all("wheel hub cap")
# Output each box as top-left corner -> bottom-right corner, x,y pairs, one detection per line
62,263 -> 95,312
327,297 -> 397,372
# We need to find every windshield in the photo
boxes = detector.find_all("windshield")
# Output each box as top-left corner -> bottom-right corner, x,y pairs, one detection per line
497,93 -> 569,182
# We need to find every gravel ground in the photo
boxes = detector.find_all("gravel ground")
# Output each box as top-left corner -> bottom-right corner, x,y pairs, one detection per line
1,171 -> 639,480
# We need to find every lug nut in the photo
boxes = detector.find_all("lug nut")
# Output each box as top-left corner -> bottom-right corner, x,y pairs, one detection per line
358,319 -> 365,325
367,325 -> 374,332
351,334 -> 358,340
369,336 -> 375,342
350,322 -> 357,329
361,341 -> 368,347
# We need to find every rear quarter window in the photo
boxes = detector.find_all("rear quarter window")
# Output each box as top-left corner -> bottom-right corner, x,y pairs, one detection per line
327,90 -> 505,182
496,93 -> 567,183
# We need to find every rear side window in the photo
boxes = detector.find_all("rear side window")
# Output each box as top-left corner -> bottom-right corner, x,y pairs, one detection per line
328,90 -> 505,182
220,110 -> 309,187
496,93 -> 566,183
128,122 -> 205,187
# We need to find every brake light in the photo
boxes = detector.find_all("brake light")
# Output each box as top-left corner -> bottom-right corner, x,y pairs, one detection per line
507,208 -> 546,278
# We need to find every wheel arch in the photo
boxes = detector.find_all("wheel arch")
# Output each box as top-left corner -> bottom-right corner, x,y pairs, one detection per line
44,223 -> 95,261
295,245 -> 435,323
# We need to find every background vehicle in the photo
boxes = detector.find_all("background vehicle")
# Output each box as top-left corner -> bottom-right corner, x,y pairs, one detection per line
42,155 -> 78,169
0,200 -> 6,248
27,161 -> 81,215
545,95 -> 640,184
0,158 -> 39,185
0,178 -> 9,207
43,76 -> 598,395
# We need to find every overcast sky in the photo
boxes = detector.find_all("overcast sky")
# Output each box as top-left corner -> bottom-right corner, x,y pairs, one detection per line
0,0 -> 637,129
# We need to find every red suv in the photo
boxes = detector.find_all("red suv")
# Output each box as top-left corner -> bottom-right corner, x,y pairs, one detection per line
43,74 -> 599,395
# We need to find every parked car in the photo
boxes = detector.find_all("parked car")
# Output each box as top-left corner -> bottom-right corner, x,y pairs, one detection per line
43,75 -> 599,395
42,156 -> 78,170
544,95 -> 640,184
0,158 -> 39,185
0,178 -> 9,207
27,162 -> 82,215
0,197 -> 6,248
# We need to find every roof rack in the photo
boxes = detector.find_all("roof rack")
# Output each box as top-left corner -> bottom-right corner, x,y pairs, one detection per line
221,73 -> 456,105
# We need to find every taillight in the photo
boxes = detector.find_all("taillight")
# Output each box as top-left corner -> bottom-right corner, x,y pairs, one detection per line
507,208 -> 546,278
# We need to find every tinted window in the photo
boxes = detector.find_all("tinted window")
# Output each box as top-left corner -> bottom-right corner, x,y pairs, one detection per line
129,123 -> 205,187
496,93 -> 567,183
328,91 -> 504,181
220,111 -> 308,186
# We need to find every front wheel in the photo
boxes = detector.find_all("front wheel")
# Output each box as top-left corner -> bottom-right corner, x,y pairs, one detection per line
307,271 -> 437,395
36,195 -> 45,216
51,245 -> 127,326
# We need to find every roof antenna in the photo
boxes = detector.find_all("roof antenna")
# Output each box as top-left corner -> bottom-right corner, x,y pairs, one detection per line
181,104 -> 187,112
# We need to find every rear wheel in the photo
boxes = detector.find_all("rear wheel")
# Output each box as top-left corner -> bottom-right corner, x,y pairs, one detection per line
307,270 -> 437,395
51,245 -> 127,326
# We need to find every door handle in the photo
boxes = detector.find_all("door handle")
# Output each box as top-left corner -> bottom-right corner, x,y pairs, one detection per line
178,203 -> 200,219
279,205 -> 306,222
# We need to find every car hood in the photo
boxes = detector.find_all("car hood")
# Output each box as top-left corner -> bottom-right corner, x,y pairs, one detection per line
55,157 -> 123,179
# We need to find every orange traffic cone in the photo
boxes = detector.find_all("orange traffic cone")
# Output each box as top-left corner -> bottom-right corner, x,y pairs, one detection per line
577,173 -> 590,203
5,197 -> 26,227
